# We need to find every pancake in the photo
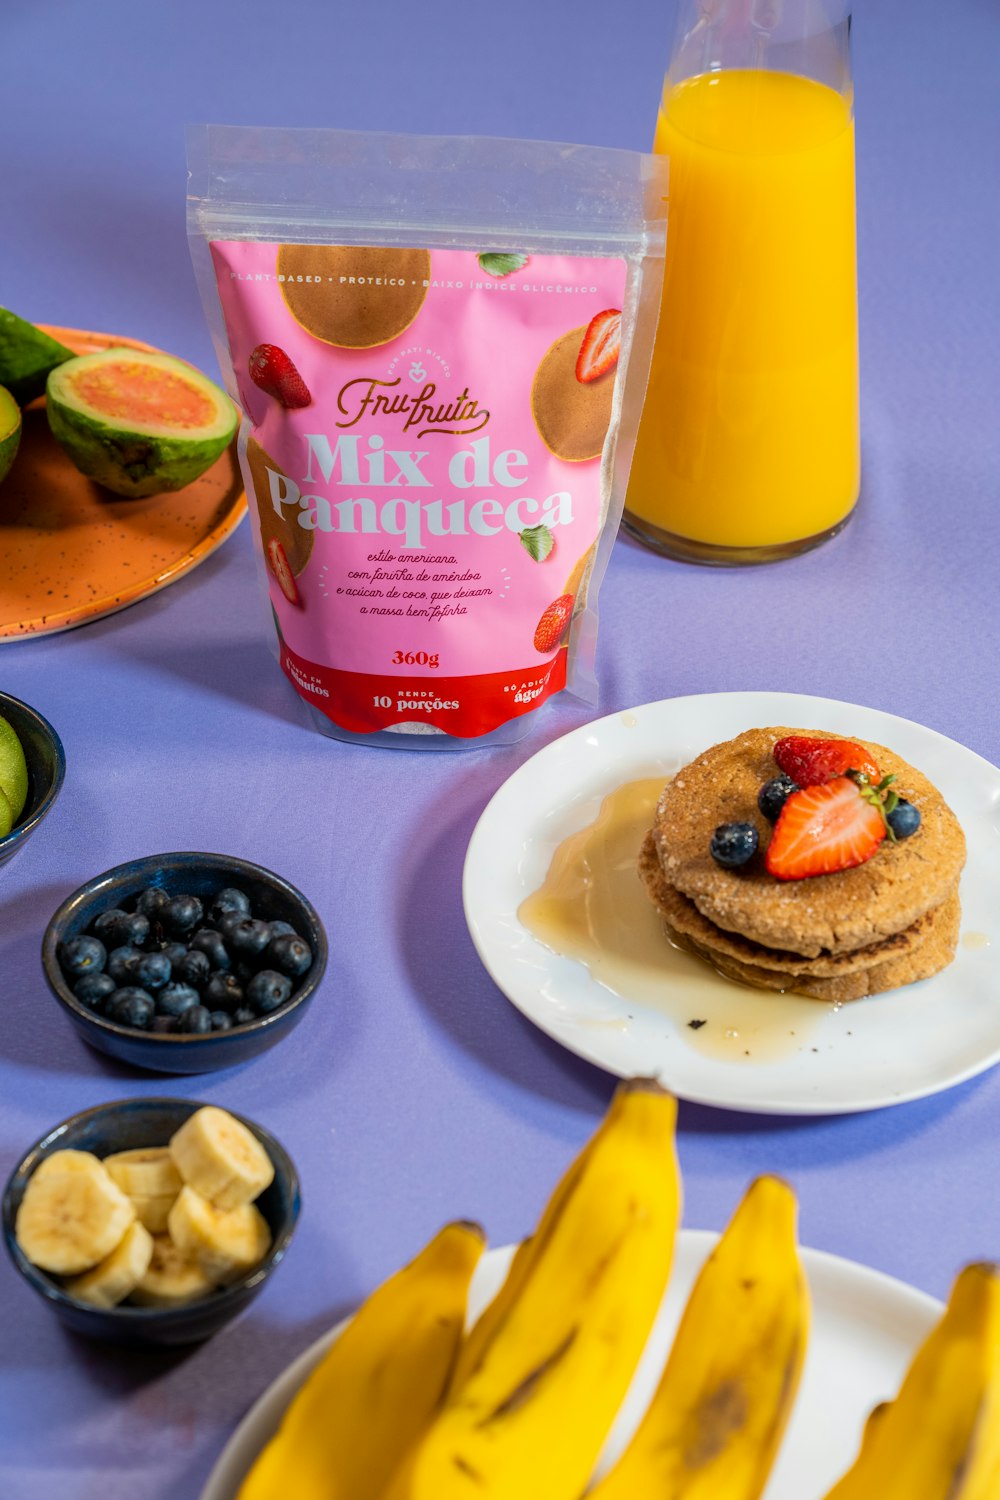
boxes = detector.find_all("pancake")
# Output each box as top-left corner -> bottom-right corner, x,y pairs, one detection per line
670,891 -> 962,1003
651,727 -> 966,958
638,833 -> 952,978
277,245 -> 430,348
531,326 -> 614,461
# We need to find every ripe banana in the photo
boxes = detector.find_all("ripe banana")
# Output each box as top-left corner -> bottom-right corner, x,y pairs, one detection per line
64,1219 -> 153,1308
590,1174 -> 809,1500
169,1106 -> 274,1210
15,1155 -> 136,1275
129,1233 -> 219,1308
236,1219 -> 486,1500
823,1260 -> 1000,1500
105,1146 -> 182,1233
167,1185 -> 271,1286
450,1137 -> 596,1393
386,1077 -> 681,1500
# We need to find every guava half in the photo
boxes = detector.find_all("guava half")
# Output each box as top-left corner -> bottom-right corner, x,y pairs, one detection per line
46,348 -> 237,498
0,308 -> 74,406
0,384 -> 21,483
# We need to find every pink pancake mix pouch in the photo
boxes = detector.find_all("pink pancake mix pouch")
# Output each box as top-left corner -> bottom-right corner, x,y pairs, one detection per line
188,128 -> 667,748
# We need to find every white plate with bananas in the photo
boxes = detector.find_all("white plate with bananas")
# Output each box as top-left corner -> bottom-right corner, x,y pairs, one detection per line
463,691 -> 1000,1115
201,1230 -> 941,1500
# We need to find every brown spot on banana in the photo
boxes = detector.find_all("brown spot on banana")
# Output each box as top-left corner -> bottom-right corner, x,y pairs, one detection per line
683,1380 -> 750,1468
476,1328 -> 579,1424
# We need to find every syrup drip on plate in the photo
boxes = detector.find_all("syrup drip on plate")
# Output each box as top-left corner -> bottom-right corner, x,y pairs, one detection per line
518,777 -> 836,1063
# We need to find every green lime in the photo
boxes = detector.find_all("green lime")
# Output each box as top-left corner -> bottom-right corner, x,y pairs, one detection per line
0,383 -> 20,483
0,783 -> 13,840
0,712 -> 28,821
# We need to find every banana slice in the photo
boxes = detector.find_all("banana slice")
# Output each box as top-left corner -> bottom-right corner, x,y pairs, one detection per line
104,1147 -> 182,1198
104,1147 -> 182,1233
15,1160 -> 136,1276
169,1106 -> 274,1210
124,1191 -> 178,1236
64,1219 -> 154,1308
32,1149 -> 107,1185
167,1184 -> 272,1286
129,1233 -> 218,1308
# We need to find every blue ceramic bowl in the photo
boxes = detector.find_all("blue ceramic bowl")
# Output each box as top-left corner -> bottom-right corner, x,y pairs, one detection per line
2,1097 -> 300,1347
0,690 -> 65,868
41,852 -> 328,1073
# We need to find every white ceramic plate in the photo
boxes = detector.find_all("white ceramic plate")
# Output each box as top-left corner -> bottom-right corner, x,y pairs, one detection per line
463,691 -> 1000,1114
201,1232 -> 941,1500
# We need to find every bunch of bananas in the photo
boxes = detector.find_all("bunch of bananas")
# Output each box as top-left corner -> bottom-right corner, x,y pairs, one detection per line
235,1078 -> 1000,1499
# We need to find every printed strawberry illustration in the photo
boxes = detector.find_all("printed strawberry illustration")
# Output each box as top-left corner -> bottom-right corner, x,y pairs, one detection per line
773,734 -> 880,787
765,776 -> 886,880
248,344 -> 311,409
576,309 -> 622,384
267,538 -> 300,605
533,594 -> 575,654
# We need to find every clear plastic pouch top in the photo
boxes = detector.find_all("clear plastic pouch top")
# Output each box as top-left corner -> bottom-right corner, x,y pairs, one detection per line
188,126 -> 667,750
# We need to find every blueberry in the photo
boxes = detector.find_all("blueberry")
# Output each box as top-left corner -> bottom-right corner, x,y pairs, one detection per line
163,893 -> 203,937
267,919 -> 297,940
247,969 -> 293,1016
73,971 -> 116,1008
179,1005 -> 212,1034
91,908 -> 130,945
150,1014 -> 179,1034
119,911 -> 151,948
265,932 -> 313,978
216,910 -> 247,943
887,798 -> 921,840
757,774 -> 799,823
209,887 -> 251,925
59,934 -> 107,977
209,1010 -> 234,1031
135,886 -> 170,919
107,987 -> 156,1028
710,822 -> 759,869
159,941 -> 188,967
232,1007 -> 255,1027
227,918 -> 272,960
190,928 -> 231,971
175,949 -> 211,989
204,971 -> 245,1012
156,982 -> 201,1019
131,951 -> 172,991
107,945 -> 143,984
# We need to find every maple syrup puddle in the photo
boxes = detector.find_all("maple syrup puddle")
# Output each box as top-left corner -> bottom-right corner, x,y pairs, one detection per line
518,777 -> 837,1064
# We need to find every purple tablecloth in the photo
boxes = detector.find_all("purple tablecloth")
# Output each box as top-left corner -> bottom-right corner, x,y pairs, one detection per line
1,0 -> 998,1494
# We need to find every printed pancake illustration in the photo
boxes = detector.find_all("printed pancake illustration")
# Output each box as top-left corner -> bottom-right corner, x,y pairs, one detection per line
276,245 -> 431,348
531,326 -> 615,462
245,436 -> 313,576
563,543 -> 597,610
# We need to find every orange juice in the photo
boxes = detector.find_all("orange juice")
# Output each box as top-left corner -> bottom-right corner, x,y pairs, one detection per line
625,69 -> 859,558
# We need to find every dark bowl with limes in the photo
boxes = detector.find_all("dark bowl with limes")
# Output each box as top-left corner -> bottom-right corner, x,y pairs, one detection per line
0,691 -> 66,868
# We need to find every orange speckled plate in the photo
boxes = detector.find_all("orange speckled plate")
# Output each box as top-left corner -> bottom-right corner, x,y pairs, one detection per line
0,327 -> 246,639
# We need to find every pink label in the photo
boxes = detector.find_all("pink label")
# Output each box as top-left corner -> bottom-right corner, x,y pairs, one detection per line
210,241 -> 627,737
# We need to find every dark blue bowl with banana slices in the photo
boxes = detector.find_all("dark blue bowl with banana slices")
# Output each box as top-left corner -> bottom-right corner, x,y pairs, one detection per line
1,1097 -> 300,1346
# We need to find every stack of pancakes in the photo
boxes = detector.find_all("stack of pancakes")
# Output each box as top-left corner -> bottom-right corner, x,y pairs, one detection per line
639,727 -> 967,1002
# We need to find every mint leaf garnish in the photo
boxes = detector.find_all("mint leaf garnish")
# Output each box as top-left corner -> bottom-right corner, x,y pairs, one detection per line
519,524 -> 554,562
478,252 -> 528,277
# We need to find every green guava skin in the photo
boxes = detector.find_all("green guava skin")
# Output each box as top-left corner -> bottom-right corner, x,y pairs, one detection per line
46,354 -> 238,499
0,384 -> 21,483
0,309 -> 74,406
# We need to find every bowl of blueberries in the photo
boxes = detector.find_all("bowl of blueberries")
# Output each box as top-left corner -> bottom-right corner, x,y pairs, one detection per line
41,852 -> 327,1072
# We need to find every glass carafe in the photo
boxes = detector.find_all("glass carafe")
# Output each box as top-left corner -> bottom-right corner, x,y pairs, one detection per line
623,0 -> 858,564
